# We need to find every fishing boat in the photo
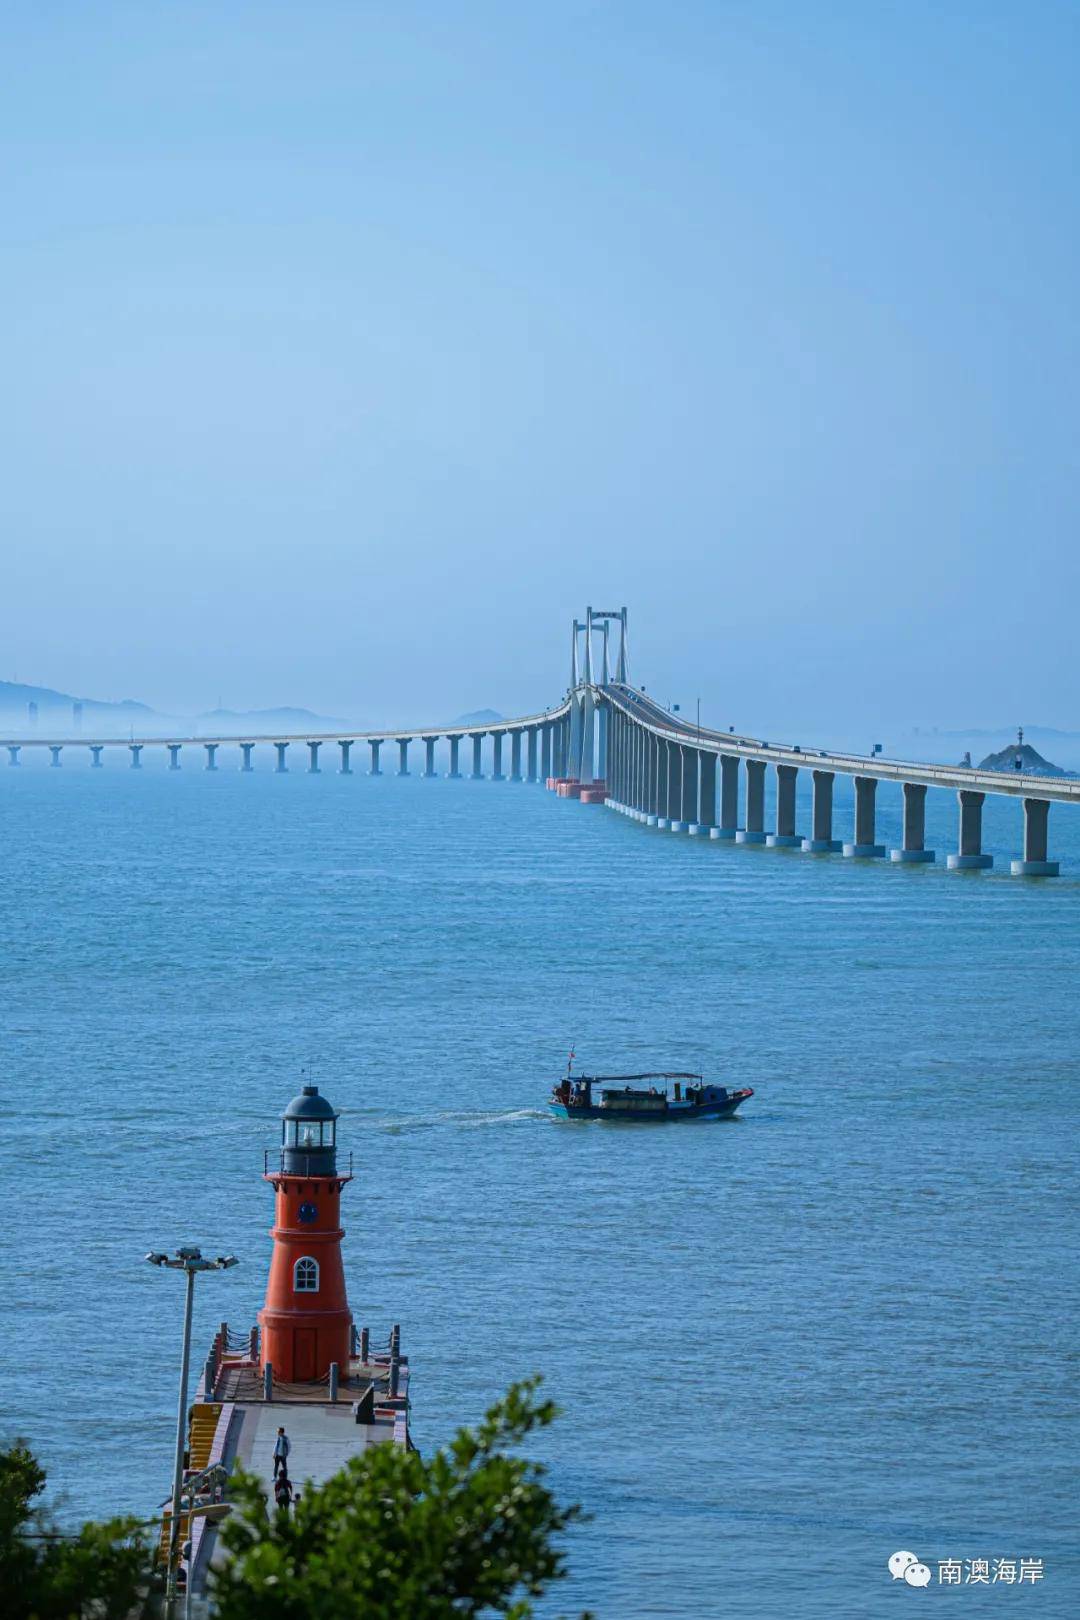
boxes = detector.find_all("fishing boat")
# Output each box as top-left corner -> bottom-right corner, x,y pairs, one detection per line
549,1066 -> 753,1122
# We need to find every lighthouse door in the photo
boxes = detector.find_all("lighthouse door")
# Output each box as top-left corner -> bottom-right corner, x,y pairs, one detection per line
294,1329 -> 317,1381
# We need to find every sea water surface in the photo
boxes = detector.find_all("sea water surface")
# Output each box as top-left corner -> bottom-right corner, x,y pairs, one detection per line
1,762 -> 1078,1618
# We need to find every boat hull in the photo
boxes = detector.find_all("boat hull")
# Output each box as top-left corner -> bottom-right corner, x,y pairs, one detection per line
550,1093 -> 749,1122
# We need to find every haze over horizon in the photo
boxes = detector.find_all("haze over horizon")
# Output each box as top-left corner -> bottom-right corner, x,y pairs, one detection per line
4,3 -> 1077,734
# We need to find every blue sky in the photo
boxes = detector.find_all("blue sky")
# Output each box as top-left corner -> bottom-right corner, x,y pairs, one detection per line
2,2 -> 1077,733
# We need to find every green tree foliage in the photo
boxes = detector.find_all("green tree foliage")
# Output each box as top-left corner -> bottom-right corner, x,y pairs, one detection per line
212,1377 -> 591,1620
0,1439 -> 151,1619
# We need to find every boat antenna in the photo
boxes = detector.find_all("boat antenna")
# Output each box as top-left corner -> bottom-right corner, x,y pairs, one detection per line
567,1045 -> 576,1079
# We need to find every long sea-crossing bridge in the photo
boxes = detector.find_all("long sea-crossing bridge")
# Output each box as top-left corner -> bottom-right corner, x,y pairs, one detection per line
2,606 -> 1071,876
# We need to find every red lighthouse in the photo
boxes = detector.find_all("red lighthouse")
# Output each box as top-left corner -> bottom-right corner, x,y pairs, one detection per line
259,1085 -> 353,1382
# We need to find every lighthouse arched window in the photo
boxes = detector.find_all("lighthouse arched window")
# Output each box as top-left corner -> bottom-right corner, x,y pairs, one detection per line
293,1256 -> 319,1293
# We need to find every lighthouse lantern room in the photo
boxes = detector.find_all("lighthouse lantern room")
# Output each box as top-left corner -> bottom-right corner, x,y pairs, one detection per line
259,1084 -> 353,1383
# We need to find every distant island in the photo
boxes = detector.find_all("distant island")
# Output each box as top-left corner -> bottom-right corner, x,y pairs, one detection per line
978,742 -> 1065,776
958,729 -> 1070,777
450,708 -> 504,727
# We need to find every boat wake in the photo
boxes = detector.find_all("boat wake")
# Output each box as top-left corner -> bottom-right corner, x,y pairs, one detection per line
368,1106 -> 550,1134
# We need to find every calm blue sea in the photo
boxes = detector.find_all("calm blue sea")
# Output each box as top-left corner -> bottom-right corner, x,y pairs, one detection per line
2,760 -> 1078,1618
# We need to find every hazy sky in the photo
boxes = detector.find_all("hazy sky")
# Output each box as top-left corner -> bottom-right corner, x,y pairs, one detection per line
3,2 -> 1078,733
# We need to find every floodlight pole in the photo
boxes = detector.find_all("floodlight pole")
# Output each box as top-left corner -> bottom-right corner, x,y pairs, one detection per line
167,1263 -> 197,1614
147,1247 -> 237,1616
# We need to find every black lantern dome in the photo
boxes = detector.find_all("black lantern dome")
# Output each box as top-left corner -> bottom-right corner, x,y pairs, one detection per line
281,1084 -> 338,1174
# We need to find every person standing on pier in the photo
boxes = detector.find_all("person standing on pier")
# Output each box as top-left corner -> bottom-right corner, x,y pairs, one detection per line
273,1426 -> 291,1479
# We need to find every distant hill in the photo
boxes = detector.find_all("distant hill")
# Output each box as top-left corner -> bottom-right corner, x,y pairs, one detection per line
0,679 -> 353,738
450,708 -> 504,726
198,706 -> 354,735
0,678 -> 153,717
0,676 -> 508,739
977,742 -> 1066,777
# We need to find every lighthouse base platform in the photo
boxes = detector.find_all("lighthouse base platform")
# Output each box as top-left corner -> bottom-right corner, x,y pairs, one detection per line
175,1326 -> 410,1614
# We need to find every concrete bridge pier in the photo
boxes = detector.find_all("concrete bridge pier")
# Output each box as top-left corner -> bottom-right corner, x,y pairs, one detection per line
470,732 -> 484,779
130,744 -> 143,768
423,736 -> 438,778
891,782 -> 934,862
510,730 -> 523,782
803,769 -> 841,851
491,733 -> 505,781
638,728 -> 650,821
666,739 -> 683,828
541,723 -> 552,781
654,741 -> 680,829
308,742 -> 321,774
948,790 -> 992,869
655,738 -> 675,828
204,743 -> 218,771
7,745 -> 20,765
672,744 -> 697,831
844,776 -> 885,856
240,743 -> 254,772
369,739 -> 382,776
339,740 -> 353,775
526,727 -> 538,783
168,745 -> 181,771
614,714 -> 626,806
649,736 -> 664,826
397,738 -> 411,777
446,735 -> 461,778
691,749 -> 716,834
736,759 -> 767,843
49,745 -> 63,766
711,754 -> 739,839
627,718 -> 638,812
767,763 -> 801,846
274,743 -> 288,774
627,718 -> 639,814
90,745 -> 104,768
1012,798 -> 1059,875
647,733 -> 662,826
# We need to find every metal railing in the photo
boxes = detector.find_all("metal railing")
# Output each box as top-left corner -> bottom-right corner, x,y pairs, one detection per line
263,1148 -> 355,1179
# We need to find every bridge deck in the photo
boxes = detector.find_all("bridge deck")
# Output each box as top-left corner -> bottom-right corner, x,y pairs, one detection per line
606,687 -> 1080,805
2,683 -> 1074,803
